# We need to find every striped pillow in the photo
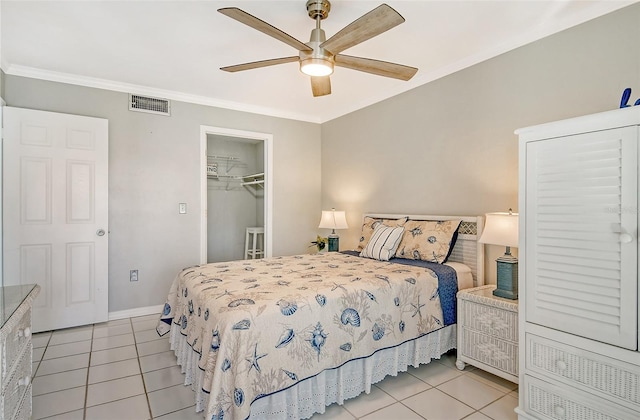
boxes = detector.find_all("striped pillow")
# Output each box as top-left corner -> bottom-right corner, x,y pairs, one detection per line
359,225 -> 405,261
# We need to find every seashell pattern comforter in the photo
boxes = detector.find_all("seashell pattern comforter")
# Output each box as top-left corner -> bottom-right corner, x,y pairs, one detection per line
157,252 -> 458,420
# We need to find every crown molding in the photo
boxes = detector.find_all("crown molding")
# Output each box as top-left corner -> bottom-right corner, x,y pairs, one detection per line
2,0 -> 635,124
3,64 -> 323,124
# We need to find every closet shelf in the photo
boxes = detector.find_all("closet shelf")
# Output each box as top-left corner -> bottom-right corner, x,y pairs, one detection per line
241,173 -> 264,189
207,172 -> 264,189
208,155 -> 240,161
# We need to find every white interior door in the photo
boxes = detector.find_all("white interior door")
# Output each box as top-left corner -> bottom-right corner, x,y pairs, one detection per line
3,107 -> 108,332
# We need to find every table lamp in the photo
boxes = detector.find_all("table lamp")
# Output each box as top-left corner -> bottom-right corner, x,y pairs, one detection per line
318,208 -> 348,252
479,210 -> 519,299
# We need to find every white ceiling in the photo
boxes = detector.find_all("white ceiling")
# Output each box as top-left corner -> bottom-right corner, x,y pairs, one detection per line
2,0 -> 636,123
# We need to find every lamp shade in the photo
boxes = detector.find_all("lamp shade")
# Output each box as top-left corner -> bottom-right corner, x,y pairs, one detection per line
318,209 -> 348,230
479,212 -> 519,247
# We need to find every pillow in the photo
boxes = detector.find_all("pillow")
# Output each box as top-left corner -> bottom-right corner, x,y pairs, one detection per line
360,225 -> 405,261
396,220 -> 462,263
357,216 -> 408,251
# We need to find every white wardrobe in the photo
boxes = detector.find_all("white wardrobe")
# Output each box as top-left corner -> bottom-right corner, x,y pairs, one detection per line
517,106 -> 640,420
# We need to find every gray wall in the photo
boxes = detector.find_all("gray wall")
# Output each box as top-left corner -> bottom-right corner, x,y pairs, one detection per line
3,4 -> 639,309
321,4 -> 640,282
3,77 -> 321,312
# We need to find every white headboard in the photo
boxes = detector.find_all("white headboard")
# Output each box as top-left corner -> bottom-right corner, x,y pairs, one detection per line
364,213 -> 485,287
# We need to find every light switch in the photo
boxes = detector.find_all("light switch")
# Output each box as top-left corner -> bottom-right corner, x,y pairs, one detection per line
179,203 -> 187,214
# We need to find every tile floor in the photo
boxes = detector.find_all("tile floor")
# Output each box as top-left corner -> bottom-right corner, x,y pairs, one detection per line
31,315 -> 518,420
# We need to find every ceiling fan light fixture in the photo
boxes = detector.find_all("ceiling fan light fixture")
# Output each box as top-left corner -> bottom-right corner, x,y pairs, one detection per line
300,58 -> 334,76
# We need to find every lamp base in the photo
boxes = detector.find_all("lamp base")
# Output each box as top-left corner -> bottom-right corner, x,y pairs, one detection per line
327,234 -> 339,252
494,256 -> 518,300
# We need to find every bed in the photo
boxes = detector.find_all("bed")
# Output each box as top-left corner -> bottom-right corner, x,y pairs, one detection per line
157,214 -> 484,419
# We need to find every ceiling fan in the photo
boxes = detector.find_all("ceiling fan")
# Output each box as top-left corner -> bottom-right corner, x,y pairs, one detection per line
218,0 -> 418,97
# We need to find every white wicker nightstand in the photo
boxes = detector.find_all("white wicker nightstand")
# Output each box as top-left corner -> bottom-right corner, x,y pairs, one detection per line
455,285 -> 518,383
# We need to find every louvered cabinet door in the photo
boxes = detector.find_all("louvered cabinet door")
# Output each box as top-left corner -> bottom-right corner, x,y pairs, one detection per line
524,126 -> 638,350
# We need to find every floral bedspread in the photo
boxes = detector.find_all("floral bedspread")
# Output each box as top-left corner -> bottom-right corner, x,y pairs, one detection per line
157,253 -> 448,420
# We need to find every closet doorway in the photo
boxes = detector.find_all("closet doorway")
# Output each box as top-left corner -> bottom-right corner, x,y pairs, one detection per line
199,126 -> 272,264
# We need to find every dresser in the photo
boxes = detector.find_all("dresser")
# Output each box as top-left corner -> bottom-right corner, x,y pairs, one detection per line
456,285 -> 519,383
517,106 -> 640,419
0,284 -> 40,420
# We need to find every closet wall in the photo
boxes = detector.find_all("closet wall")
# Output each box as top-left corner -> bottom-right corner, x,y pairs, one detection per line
207,135 -> 264,263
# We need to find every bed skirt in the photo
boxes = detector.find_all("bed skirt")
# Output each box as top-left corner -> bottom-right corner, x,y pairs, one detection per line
168,324 -> 457,419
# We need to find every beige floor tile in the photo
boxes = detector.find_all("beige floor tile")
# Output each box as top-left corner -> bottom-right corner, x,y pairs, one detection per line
361,402 -> 423,420
132,318 -> 158,331
32,332 -> 52,349
88,358 -> 140,384
403,388 -> 474,420
148,383 -> 197,417
93,323 -> 133,338
39,409 -> 85,420
143,365 -> 185,392
92,333 -> 135,351
342,386 -> 396,418
437,374 -> 506,409
49,327 -> 93,346
139,350 -> 178,373
409,360 -> 463,386
32,368 -> 88,396
464,412 -> 493,420
36,353 -> 90,376
43,340 -> 91,359
30,316 -> 526,420
33,346 -> 45,361
135,328 -> 164,343
86,375 -> 145,407
153,405 -> 202,420
132,313 -> 161,323
85,394 -> 150,420
93,318 -> 130,328
90,344 -> 138,366
480,394 -> 518,420
466,369 -> 518,393
32,386 -> 85,419
137,338 -> 171,356
310,403 -> 356,420
375,371 -> 431,400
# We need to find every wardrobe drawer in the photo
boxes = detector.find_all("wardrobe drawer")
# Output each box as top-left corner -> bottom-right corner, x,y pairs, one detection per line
1,309 -> 31,384
460,327 -> 518,376
526,334 -> 640,411
524,374 -> 639,420
13,385 -> 31,420
1,344 -> 32,420
459,300 -> 518,342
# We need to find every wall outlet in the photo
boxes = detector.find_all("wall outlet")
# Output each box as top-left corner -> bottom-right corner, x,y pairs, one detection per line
179,203 -> 187,214
130,269 -> 139,282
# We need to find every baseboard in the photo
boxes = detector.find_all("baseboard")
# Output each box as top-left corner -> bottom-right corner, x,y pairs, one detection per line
109,304 -> 163,321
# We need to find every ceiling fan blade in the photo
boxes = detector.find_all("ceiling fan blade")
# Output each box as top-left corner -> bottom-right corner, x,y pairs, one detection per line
221,56 -> 300,73
320,4 -> 405,55
311,76 -> 331,97
335,54 -> 417,81
218,7 -> 312,52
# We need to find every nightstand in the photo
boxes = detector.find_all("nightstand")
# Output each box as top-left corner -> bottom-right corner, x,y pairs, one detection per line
455,285 -> 518,383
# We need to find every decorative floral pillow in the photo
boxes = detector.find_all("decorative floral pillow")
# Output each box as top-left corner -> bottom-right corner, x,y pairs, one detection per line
360,225 -> 405,261
396,220 -> 462,263
357,216 -> 408,251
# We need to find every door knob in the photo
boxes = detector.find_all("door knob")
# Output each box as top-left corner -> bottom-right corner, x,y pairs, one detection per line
96,229 -> 106,237
620,233 -> 633,243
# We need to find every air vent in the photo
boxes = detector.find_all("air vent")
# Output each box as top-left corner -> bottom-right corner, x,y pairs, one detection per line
129,94 -> 171,116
